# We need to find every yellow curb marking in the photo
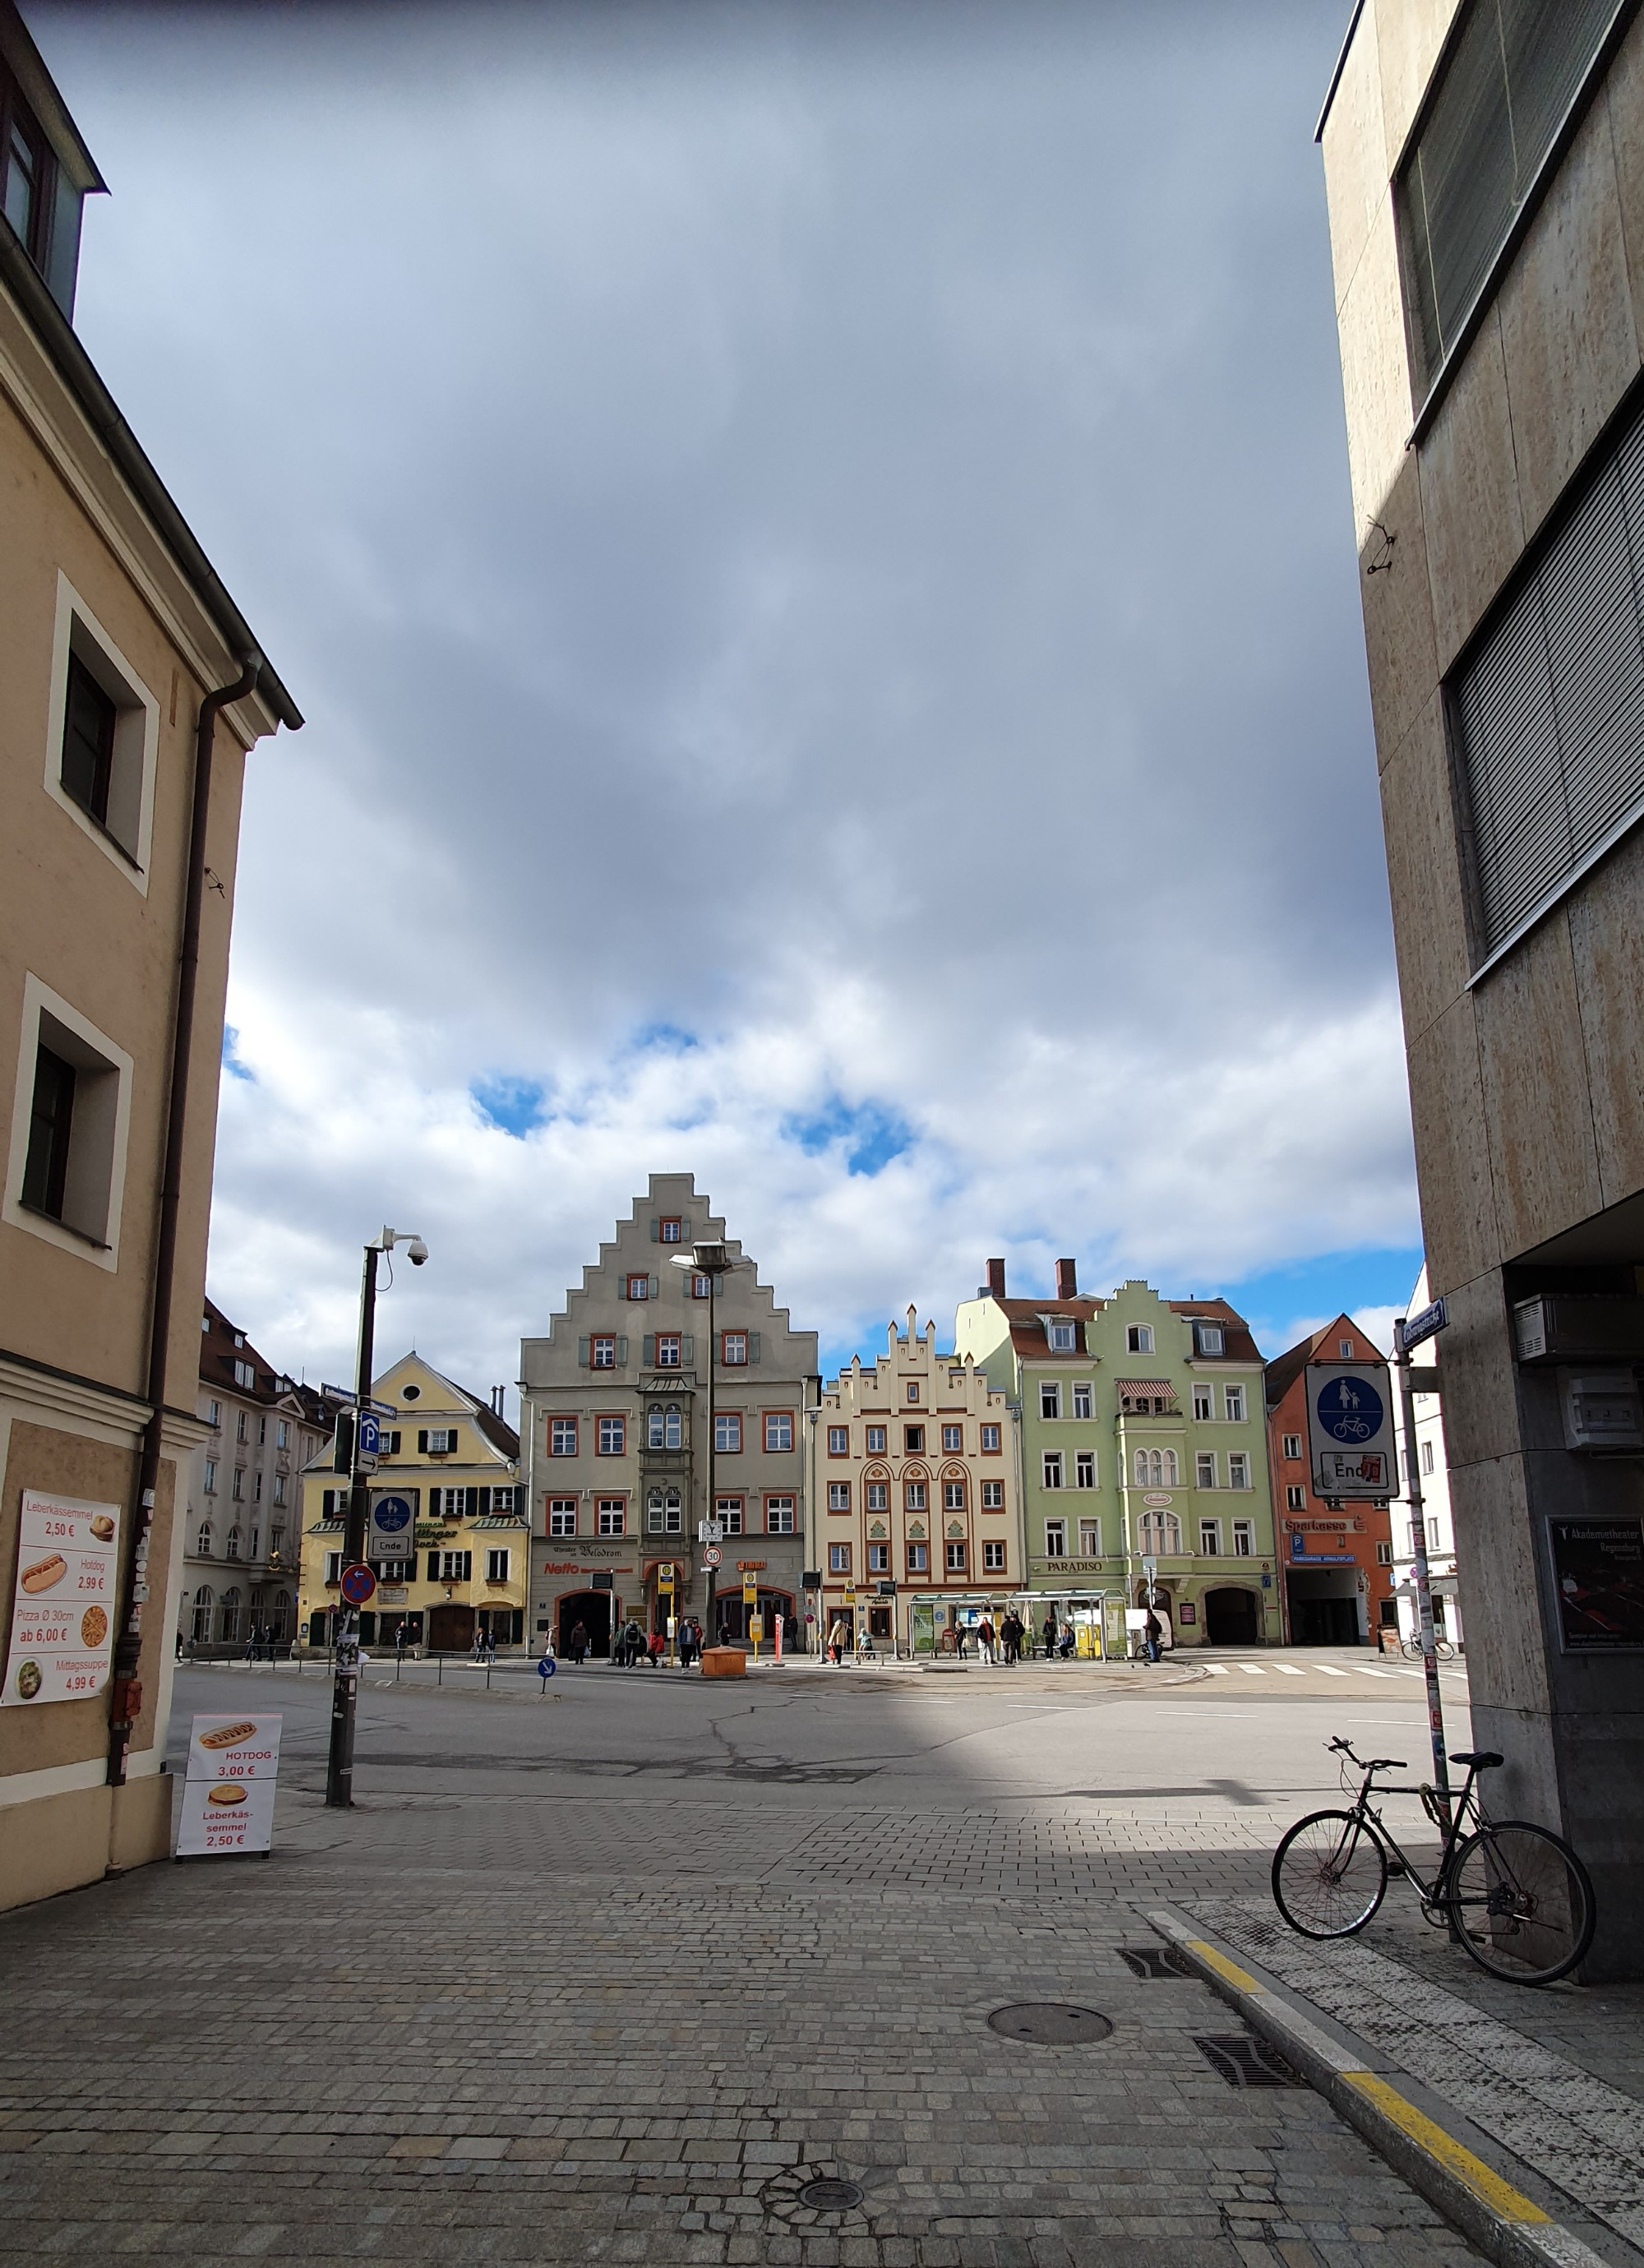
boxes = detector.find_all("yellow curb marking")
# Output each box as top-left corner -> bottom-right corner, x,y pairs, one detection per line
1342,2072 -> 1552,2225
1187,1939 -> 1263,1995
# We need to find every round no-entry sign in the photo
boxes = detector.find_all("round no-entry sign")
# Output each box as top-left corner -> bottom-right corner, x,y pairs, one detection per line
339,1562 -> 376,1605
703,1545 -> 723,1568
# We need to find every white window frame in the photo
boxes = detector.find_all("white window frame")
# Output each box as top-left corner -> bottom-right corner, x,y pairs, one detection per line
714,1412 -> 741,1454
1043,1519 -> 1066,1559
1078,1517 -> 1101,1556
1223,1384 -> 1246,1423
1047,1320 -> 1075,1351
1074,1450 -> 1096,1490
1196,1453 -> 1217,1489
4,973 -> 136,1270
941,1424 -> 963,1453
1228,1453 -> 1251,1490
828,1542 -> 851,1575
549,1417 -> 578,1457
979,1480 -> 1003,1509
1071,1382 -> 1093,1420
944,1539 -> 967,1572
1199,1517 -> 1221,1555
43,575 -> 161,891
980,1424 -> 1000,1453
1231,1519 -> 1254,1556
828,1481 -> 851,1512
547,1499 -> 577,1537
596,1499 -> 626,1536
716,1496 -> 744,1535
1193,1384 -> 1213,1422
764,1411 -> 794,1454
1286,1484 -> 1306,1511
1281,1432 -> 1302,1460
867,1542 -> 889,1573
766,1496 -> 796,1535
486,1548 -> 510,1582
828,1426 -> 849,1456
1041,1451 -> 1064,1490
1126,1324 -> 1154,1354
866,1425 -> 887,1454
1040,1381 -> 1060,1420
866,1481 -> 888,1513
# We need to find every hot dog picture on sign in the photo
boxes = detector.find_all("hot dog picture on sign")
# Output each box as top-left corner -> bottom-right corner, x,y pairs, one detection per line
2,1491 -> 120,1707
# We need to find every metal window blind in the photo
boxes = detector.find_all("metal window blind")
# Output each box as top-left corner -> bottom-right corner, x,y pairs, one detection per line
1455,392 -> 1644,964
1399,0 -> 1624,395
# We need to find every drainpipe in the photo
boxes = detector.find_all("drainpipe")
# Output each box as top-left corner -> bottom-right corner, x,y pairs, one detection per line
109,653 -> 262,1789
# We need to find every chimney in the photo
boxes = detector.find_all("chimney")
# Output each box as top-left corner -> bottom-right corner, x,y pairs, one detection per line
986,1258 -> 1007,1300
1055,1258 -> 1078,1300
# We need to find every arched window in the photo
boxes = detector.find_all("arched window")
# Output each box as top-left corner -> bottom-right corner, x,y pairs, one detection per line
647,1489 -> 665,1532
1133,1448 -> 1148,1485
218,1587 -> 242,1642
191,1586 -> 214,1642
196,1522 -> 212,1557
225,1526 -> 242,1560
1138,1509 -> 1182,1555
1164,1449 -> 1179,1486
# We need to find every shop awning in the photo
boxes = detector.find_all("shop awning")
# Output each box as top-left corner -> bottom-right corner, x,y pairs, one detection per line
1116,1380 -> 1176,1399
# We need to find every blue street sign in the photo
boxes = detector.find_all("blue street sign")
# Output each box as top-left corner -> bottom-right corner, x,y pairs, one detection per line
537,1656 -> 556,1684
368,1494 -> 414,1561
1315,1373 -> 1385,1444
357,1410 -> 381,1471
1397,1297 -> 1448,1355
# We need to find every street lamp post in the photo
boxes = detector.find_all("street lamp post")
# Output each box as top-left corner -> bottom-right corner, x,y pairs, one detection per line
672,1239 -> 736,1649
325,1226 -> 427,1809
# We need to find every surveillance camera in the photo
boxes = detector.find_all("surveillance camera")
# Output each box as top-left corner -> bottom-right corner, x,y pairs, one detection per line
407,1237 -> 429,1267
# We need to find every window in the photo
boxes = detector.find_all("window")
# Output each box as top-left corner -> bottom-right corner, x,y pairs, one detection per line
980,1424 -> 1000,1454
982,1540 -> 1005,1572
206,1401 -> 221,1429
486,1548 -> 510,1582
866,1481 -> 888,1513
1133,1448 -> 1175,1488
714,1412 -> 742,1454
718,1331 -> 749,1368
1421,1439 -> 1436,1476
1281,1433 -> 1302,1461
866,1425 -> 887,1454
868,1542 -> 889,1573
191,1586 -> 214,1642
597,1416 -> 626,1455
7,979 -> 134,1265
1074,1450 -> 1096,1490
1078,1517 -> 1101,1556
597,1499 -> 626,1536
980,1480 -> 1003,1510
492,1486 -> 517,1514
1377,1540 -> 1393,1565
658,1216 -> 683,1242
237,1411 -> 248,1443
1043,1519 -> 1066,1559
432,1550 -> 472,1582
716,1497 -> 744,1535
1040,1382 -> 1060,1420
1041,1452 -> 1064,1490
1194,1321 -> 1225,1356
2,75 -> 50,264
907,1541 -> 928,1573
689,1273 -> 712,1299
1138,1508 -> 1181,1554
591,1334 -> 617,1370
1286,1485 -> 1306,1511
196,1521 -> 213,1556
232,1468 -> 245,1501
903,1424 -> 924,1452
905,1381 -> 920,1403
324,1552 -> 343,1586
258,1416 -> 267,1446
1199,1518 -> 1221,1556
1047,1320 -> 1076,1351
1194,1385 -> 1213,1422
1396,0 -> 1618,403
203,1461 -> 217,1495
1223,1385 -> 1245,1423
418,1427 -> 458,1454
653,1334 -> 682,1368
276,1420 -> 289,1451
647,1405 -> 683,1451
943,1480 -> 966,1512
1071,1382 -> 1092,1421
1196,1453 -> 1216,1489
626,1273 -> 650,1300
550,1417 -> 579,1457
1338,1339 -> 1353,1360
945,1540 -> 967,1573
941,1424 -> 963,1453
645,1490 -> 683,1535
1231,1520 -> 1254,1556
766,1497 -> 796,1534
1429,1517 -> 1442,1551
1126,1324 -> 1153,1354
828,1425 -> 850,1455
1228,1453 -> 1250,1490
828,1481 -> 851,1512
904,1480 -> 926,1512
218,1588 -> 242,1644
269,1526 -> 284,1557
829,1543 -> 852,1576
43,586 -> 161,880
764,1411 -> 794,1453
548,1499 -> 577,1537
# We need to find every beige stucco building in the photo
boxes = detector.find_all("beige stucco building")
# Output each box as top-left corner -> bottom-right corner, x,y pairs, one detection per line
0,8 -> 298,1909
1318,0 -> 1644,1968
806,1309 -> 1023,1656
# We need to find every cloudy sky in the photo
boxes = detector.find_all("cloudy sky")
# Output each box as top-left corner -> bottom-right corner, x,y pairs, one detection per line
31,0 -> 1421,1397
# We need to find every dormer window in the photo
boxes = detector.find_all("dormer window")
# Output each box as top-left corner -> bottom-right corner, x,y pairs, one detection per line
1047,1320 -> 1076,1352
1,53 -> 97,322
1193,1321 -> 1224,1357
2,80 -> 48,266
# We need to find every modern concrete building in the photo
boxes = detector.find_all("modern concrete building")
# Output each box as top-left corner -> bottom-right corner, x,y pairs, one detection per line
955,1260 -> 1280,1649
806,1309 -> 1023,1657
296,1353 -> 524,1655
178,1300 -> 342,1656
1318,0 -> 1644,1966
1263,1315 -> 1397,1647
520,1175 -> 820,1657
0,6 -> 298,1910
1388,1267 -> 1465,1653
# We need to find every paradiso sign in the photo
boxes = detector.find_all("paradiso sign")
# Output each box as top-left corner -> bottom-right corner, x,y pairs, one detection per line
1305,1360 -> 1396,1501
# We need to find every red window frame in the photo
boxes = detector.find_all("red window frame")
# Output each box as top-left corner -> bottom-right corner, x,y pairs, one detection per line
721,1330 -> 748,1366
626,1273 -> 650,1300
763,1410 -> 794,1454
654,1334 -> 682,1368
827,1425 -> 849,1456
907,1541 -> 929,1573
590,1334 -> 617,1370
827,1481 -> 851,1513
548,1416 -> 578,1457
980,1480 -> 1004,1509
980,1424 -> 1001,1453
658,1216 -> 683,1243
595,1414 -> 626,1456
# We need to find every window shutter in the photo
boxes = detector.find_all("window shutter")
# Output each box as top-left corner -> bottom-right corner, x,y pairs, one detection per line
417,1430 -> 428,1453
649,1275 -> 659,1299
428,1487 -> 441,1517
321,1489 -> 334,1517
617,1277 -> 627,1300
749,1333 -> 761,1363
643,1335 -> 655,1365
577,1337 -> 589,1368
427,1550 -> 440,1581
681,1334 -> 693,1365
649,1219 -> 660,1241
478,1487 -> 491,1515
461,1551 -> 472,1582
617,1337 -> 628,1365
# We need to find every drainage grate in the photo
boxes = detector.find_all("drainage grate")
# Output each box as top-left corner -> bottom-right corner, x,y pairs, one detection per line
1120,1946 -> 1191,1979
1194,2034 -> 1305,2089
797,2178 -> 866,2212
987,2002 -> 1114,2045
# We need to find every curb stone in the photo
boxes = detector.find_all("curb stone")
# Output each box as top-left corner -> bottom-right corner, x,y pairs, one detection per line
1145,1905 -> 1614,2268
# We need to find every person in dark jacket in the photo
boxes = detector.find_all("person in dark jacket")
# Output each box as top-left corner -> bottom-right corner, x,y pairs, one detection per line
567,1619 -> 588,1666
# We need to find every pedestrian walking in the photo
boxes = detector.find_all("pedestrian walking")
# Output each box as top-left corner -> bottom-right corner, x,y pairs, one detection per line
174,1627 -> 184,1661
827,1615 -> 847,1665
395,1620 -> 408,1664
678,1619 -> 696,1671
977,1616 -> 995,1666
1041,1610 -> 1058,1661
568,1619 -> 588,1666
1144,1607 -> 1163,1665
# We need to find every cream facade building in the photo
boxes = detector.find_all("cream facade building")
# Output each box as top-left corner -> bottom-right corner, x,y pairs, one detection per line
0,8 -> 298,1910
806,1310 -> 1023,1656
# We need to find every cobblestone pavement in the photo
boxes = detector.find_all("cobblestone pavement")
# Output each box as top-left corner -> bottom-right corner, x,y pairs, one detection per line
0,1663 -> 1488,2267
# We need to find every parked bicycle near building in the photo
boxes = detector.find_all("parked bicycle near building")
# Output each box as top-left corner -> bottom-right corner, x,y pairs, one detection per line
1272,1737 -> 1595,1985
1402,1632 -> 1455,1660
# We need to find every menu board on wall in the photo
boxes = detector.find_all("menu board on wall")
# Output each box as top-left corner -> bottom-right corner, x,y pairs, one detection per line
2,1490 -> 120,1707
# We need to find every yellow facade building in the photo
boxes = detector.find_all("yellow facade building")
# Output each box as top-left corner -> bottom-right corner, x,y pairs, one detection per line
298,1356 -> 525,1654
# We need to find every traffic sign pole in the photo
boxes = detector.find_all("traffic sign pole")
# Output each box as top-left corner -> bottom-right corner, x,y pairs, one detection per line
326,1240 -> 379,1808
1394,1311 -> 1451,1824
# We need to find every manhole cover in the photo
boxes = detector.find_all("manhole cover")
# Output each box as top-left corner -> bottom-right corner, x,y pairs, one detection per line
1194,2035 -> 1305,2089
798,2178 -> 865,2211
987,2002 -> 1114,2045
1120,1946 -> 1191,1979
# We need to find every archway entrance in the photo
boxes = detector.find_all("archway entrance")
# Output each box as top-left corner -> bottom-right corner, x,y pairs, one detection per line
1204,1586 -> 1260,1645
428,1603 -> 475,1652
558,1590 -> 612,1660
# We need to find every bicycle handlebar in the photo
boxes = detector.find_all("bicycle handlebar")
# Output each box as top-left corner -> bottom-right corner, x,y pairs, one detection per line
1327,1736 -> 1406,1771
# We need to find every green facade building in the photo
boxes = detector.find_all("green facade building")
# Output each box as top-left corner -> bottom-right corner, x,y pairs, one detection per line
954,1258 -> 1279,1651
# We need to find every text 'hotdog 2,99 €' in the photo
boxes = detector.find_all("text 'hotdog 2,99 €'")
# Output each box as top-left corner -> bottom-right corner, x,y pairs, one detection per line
2,1490 -> 119,1707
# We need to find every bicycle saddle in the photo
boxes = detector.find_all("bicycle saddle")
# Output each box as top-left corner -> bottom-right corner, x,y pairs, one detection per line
1451,1749 -> 1503,1769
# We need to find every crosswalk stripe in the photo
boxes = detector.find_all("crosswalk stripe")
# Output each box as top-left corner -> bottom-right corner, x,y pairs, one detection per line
1274,1665 -> 1305,1675
1204,1664 -> 1230,1674
1354,1666 -> 1397,1678
1238,1664 -> 1267,1676
1314,1664 -> 1348,1676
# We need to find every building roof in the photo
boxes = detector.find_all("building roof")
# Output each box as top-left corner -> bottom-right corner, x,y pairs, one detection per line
1264,1314 -> 1367,1409
988,1295 -> 1103,1359
1164,1297 -> 1264,1365
199,1298 -> 285,1407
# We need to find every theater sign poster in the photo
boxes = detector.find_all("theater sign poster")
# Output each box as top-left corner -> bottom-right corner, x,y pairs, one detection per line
1548,1516 -> 1644,1652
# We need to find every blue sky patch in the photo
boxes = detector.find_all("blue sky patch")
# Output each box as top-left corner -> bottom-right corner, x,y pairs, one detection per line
1222,1245 -> 1425,1360
472,1074 -> 549,1137
221,1027 -> 255,1083
783,1096 -> 914,1177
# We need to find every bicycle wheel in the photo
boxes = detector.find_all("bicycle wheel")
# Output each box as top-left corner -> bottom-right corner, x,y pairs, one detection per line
1273,1811 -> 1388,1938
1447,1822 -> 1596,1984
1401,1637 -> 1421,1659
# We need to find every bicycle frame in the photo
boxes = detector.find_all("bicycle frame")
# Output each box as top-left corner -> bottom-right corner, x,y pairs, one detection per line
1333,1753 -> 1487,1905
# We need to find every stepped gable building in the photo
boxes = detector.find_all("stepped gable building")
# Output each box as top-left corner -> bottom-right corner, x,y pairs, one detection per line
0,5 -> 298,1910
806,1309 -> 1023,1656
178,1300 -> 343,1655
296,1353 -> 524,1655
1263,1314 -> 1396,1647
520,1174 -> 820,1658
955,1259 -> 1279,1650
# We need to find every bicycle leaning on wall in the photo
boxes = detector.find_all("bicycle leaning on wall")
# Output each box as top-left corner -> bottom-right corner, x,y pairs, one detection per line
1272,1737 -> 1596,1986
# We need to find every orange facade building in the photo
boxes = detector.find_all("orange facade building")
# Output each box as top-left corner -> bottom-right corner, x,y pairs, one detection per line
1263,1317 -> 1396,1647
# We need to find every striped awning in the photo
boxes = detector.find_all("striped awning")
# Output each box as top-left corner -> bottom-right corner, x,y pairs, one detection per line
1116,1380 -> 1176,1399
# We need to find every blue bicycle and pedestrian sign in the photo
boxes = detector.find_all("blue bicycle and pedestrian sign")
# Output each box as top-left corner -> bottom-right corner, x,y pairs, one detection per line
1314,1372 -> 1385,1443
1305,1360 -> 1395,1501
367,1493 -> 415,1562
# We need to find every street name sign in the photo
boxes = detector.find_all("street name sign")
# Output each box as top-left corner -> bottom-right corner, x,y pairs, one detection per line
1397,1298 -> 1448,1356
1306,1360 -> 1396,1500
